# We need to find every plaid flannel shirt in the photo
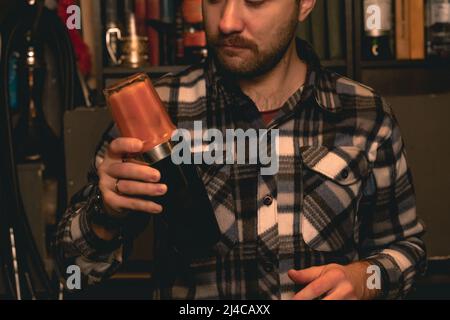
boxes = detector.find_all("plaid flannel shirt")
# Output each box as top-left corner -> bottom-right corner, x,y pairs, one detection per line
55,38 -> 426,299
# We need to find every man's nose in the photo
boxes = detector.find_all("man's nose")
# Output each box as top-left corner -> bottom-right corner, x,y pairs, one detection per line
219,0 -> 244,34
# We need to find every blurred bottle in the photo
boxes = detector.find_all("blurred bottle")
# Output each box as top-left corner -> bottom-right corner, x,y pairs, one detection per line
106,1 -> 149,68
182,0 -> 207,63
105,0 -> 122,66
8,52 -> 20,114
175,2 -> 185,64
160,0 -> 175,23
363,0 -> 394,60
13,32 -> 61,178
427,0 -> 450,58
146,0 -> 161,66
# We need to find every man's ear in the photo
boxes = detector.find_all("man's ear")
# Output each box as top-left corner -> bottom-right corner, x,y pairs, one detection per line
298,0 -> 316,22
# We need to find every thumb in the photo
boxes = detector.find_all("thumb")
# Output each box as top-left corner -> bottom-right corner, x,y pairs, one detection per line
288,266 -> 325,284
109,138 -> 144,157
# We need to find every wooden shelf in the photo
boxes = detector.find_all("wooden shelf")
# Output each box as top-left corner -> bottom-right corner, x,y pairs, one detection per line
361,59 -> 450,69
322,60 -> 347,68
103,65 -> 190,77
103,60 -> 346,79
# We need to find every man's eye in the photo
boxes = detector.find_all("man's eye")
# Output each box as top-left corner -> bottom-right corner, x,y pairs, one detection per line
245,0 -> 265,6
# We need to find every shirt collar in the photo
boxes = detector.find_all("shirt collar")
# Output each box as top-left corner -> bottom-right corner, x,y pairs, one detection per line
205,37 -> 343,114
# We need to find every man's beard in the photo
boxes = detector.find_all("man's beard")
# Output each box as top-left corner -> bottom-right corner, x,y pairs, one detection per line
206,18 -> 298,79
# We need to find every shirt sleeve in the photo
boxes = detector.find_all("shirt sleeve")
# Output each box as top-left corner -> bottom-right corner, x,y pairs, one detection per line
358,105 -> 427,299
54,124 -> 151,287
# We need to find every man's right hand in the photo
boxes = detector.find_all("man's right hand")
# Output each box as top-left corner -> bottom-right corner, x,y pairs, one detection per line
94,137 -> 168,240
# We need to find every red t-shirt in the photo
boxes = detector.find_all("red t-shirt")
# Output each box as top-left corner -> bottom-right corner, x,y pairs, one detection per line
259,86 -> 304,125
260,108 -> 282,125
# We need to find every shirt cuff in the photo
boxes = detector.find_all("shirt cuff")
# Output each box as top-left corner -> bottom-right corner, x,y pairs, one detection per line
363,253 -> 404,299
70,203 -> 123,258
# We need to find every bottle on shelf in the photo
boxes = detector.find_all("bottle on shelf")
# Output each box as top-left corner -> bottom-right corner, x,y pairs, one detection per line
175,2 -> 185,65
160,0 -> 176,65
363,0 -> 394,60
104,0 -> 122,66
427,0 -> 450,59
146,0 -> 161,66
182,0 -> 207,63
8,52 -> 21,114
12,31 -> 61,178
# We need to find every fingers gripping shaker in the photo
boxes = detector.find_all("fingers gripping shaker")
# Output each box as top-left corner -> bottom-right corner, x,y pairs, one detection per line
104,73 -> 220,258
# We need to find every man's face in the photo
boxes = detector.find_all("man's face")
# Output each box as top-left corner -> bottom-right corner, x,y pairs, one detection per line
203,0 -> 300,79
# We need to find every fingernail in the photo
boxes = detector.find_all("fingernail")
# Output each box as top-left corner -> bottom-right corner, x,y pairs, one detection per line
135,140 -> 143,149
158,184 -> 167,194
153,171 -> 161,181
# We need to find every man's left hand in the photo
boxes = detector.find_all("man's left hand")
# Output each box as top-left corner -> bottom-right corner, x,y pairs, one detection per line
288,262 -> 379,300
